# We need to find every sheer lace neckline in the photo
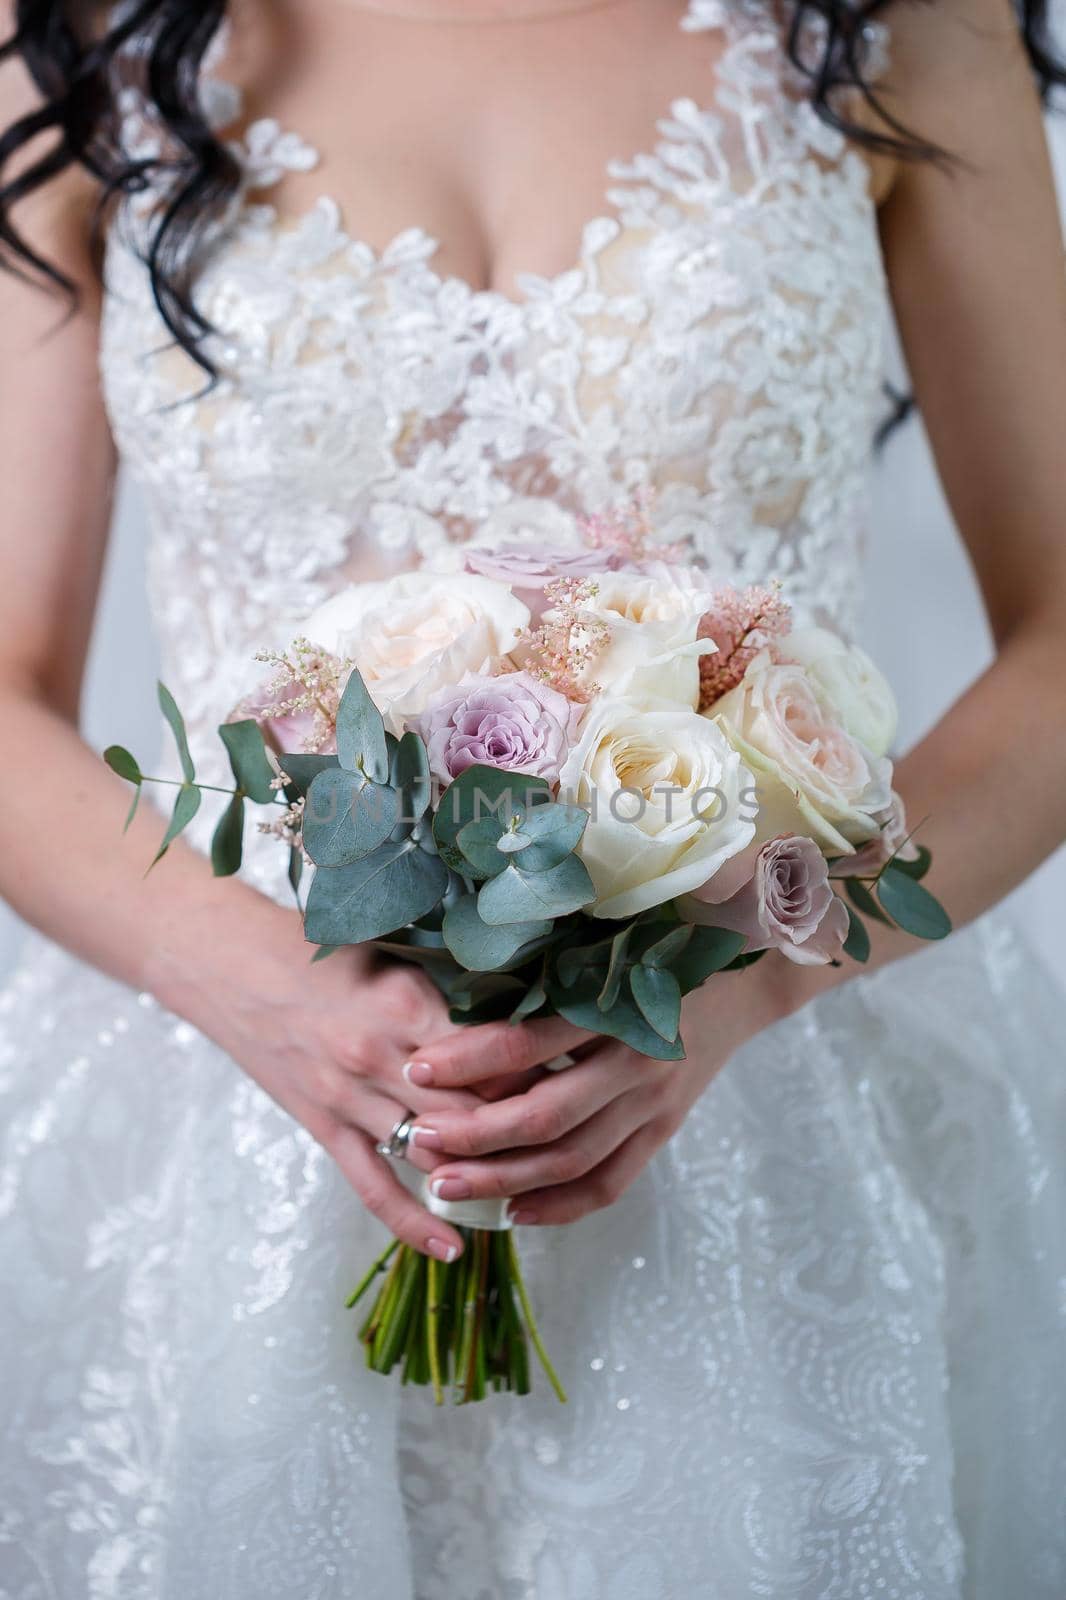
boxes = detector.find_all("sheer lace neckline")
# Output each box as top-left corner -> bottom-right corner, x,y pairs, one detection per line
208,0 -> 750,311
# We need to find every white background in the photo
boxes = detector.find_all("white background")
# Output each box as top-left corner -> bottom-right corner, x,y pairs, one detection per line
2,107 -> 1064,991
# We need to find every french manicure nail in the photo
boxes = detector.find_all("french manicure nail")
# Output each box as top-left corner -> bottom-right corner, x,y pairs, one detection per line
403,1060 -> 435,1087
430,1177 -> 472,1200
507,1207 -> 539,1226
409,1125 -> 443,1150
426,1236 -> 461,1263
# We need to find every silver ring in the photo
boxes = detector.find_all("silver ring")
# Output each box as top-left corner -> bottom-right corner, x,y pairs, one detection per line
375,1112 -> 416,1162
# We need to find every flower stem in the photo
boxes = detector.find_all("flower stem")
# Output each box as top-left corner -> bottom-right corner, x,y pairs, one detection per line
426,1256 -> 444,1405
507,1231 -> 568,1403
346,1237 -> 401,1310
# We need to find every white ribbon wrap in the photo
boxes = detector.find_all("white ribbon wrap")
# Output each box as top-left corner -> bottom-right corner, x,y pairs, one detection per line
411,1052 -> 577,1231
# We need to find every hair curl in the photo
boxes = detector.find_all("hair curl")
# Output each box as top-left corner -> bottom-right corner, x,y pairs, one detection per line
1,0 -> 1063,381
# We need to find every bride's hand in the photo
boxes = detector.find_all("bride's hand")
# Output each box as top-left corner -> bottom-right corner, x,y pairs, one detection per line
404,963 -> 797,1226
156,892 -> 593,1257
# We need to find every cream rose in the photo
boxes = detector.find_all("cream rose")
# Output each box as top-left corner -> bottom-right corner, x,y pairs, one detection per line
557,696 -> 756,919
783,627 -> 898,758
714,647 -> 893,858
302,573 -> 529,731
537,562 -> 716,709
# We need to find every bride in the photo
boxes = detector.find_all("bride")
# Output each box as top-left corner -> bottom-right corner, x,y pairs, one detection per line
2,0 -> 1065,1593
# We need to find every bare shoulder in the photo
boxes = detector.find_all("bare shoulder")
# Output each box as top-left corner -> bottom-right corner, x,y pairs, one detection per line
850,0 -> 1040,205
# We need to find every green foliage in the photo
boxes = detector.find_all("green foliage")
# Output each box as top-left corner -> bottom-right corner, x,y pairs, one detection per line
477,855 -> 595,925
103,745 -> 142,785
281,753 -> 340,800
629,962 -> 683,1043
390,731 -> 432,825
843,903 -> 871,963
876,865 -> 952,940
441,896 -> 553,972
150,781 -> 201,869
211,794 -> 245,877
433,765 -> 552,874
845,876 -> 892,926
218,719 -> 277,804
304,839 -> 449,946
158,681 -> 195,783
302,768 -> 402,867
336,669 -> 389,782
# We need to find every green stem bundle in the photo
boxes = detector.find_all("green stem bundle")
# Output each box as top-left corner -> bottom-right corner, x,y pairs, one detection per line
347,1228 -> 566,1404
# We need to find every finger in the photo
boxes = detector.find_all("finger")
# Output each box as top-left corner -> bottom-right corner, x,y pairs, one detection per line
409,1043 -> 647,1158
324,1122 -> 465,1262
506,1125 -> 659,1227
341,1084 -> 442,1178
401,1016 -> 594,1091
422,1089 -> 649,1202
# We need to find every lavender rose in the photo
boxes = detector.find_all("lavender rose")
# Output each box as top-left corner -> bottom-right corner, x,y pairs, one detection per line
462,543 -> 622,621
684,834 -> 849,966
417,670 -> 583,785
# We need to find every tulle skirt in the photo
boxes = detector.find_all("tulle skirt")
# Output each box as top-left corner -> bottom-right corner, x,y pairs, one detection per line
1,910 -> 1063,1600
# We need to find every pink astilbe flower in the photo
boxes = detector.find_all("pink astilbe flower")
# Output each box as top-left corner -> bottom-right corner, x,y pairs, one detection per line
240,637 -> 353,754
576,488 -> 688,568
697,582 -> 792,710
515,577 -> 611,703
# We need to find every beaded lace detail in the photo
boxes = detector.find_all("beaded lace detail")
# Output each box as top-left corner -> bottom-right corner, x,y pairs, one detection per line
100,0 -> 889,769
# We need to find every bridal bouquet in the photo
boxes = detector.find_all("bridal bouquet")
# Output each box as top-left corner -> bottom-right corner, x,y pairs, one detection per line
106,504 -> 949,1403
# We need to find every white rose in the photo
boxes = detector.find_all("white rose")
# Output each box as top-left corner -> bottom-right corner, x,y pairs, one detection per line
558,696 -> 755,919
783,627 -> 898,757
303,573 -> 529,730
714,648 -> 893,858
537,562 -> 715,709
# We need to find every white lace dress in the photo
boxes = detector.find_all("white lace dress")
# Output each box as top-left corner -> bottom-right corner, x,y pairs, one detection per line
2,3 -> 1064,1596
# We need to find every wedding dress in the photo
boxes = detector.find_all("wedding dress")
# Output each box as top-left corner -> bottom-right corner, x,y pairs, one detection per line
2,3 -> 1064,1596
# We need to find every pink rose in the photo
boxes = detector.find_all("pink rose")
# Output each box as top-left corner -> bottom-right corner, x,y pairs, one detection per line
829,791 -> 920,878
417,670 -> 583,785
462,543 -> 623,621
689,834 -> 849,966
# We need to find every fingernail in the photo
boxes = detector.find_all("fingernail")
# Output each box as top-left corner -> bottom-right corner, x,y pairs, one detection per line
426,1235 -> 461,1263
403,1060 -> 435,1087
430,1177 -> 472,1200
507,1206 -> 538,1226
409,1125 -> 443,1150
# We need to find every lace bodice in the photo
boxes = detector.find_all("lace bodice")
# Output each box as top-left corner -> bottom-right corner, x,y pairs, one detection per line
99,0 -> 889,753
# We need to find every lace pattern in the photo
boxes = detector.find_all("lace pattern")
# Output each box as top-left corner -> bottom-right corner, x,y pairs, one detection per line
99,0 -> 888,772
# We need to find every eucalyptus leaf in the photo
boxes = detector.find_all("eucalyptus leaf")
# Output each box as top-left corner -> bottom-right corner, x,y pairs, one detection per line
442,896 -> 552,972
335,669 -> 389,782
303,767 -> 401,867
876,866 -> 952,941
287,845 -> 304,902
158,681 -> 195,783
477,855 -> 595,925
886,843 -> 932,881
843,903 -> 870,964
597,926 -> 633,1012
210,794 -> 245,877
281,753 -> 341,801
669,925 -> 746,991
456,813 -> 515,879
104,745 -> 142,785
511,974 -> 548,1023
218,719 -> 277,804
310,944 -> 340,964
433,765 -> 551,873
629,963 -> 683,1043
641,924 -> 694,970
845,876 -> 893,927
556,935 -> 615,990
549,978 -> 686,1062
149,782 -> 201,869
303,839 -> 448,945
390,730 -> 432,825
508,803 -> 588,872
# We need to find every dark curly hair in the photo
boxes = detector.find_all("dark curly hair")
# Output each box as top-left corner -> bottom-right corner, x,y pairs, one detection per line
1,0 -> 1063,380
